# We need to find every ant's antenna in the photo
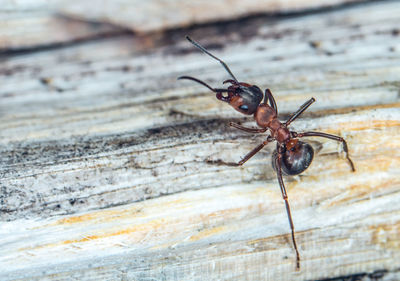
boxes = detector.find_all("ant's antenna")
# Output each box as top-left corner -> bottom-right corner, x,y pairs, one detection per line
186,36 -> 238,82
178,76 -> 229,93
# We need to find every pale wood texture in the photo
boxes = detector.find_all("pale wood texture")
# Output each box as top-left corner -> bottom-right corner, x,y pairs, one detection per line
0,0 -> 123,51
0,11 -> 122,51
0,0 -> 370,51
58,0 -> 369,33
1,1 -> 400,280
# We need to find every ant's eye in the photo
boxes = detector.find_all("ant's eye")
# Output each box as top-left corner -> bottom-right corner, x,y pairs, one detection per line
239,105 -> 248,111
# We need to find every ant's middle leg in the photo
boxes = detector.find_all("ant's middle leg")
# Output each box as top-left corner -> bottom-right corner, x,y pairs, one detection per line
207,136 -> 273,166
293,131 -> 355,171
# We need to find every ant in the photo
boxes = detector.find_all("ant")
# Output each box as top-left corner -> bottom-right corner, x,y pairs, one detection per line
178,36 -> 355,270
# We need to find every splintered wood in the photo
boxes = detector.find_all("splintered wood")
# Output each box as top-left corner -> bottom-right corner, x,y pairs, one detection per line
0,1 -> 400,280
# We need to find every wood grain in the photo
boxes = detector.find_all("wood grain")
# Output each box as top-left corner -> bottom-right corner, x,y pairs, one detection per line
1,1 -> 400,280
59,0 -> 370,33
0,11 -> 124,51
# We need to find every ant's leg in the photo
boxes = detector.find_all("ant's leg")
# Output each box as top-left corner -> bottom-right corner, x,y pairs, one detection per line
285,98 -> 315,127
274,150 -> 301,270
208,137 -> 273,166
294,131 -> 355,171
236,137 -> 273,165
229,122 -> 267,133
264,89 -> 278,115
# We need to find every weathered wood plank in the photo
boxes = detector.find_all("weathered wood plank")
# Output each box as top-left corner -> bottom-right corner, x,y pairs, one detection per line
1,107 -> 400,280
0,11 -> 124,51
1,0 -> 399,219
1,0 -> 400,280
0,0 -> 370,51
59,0 -> 370,33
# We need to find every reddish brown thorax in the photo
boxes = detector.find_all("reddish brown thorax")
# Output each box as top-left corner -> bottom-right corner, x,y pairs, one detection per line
255,104 -> 276,127
275,127 -> 291,143
255,104 -> 290,143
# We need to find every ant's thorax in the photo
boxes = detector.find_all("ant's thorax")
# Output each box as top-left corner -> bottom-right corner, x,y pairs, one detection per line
254,103 -> 291,143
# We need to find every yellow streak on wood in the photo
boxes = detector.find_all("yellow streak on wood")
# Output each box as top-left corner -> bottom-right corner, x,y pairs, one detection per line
304,155 -> 397,183
245,233 -> 291,252
336,120 -> 400,132
189,226 -> 227,241
56,213 -> 98,224
43,198 -> 188,227
323,179 -> 400,208
21,218 -> 169,252
361,155 -> 400,172
232,186 -> 272,198
371,221 -> 400,250
341,155 -> 399,175
319,154 -> 398,182
320,120 -> 400,135
312,102 -> 400,117
44,208 -> 143,226
204,207 -> 242,219
62,219 -> 166,244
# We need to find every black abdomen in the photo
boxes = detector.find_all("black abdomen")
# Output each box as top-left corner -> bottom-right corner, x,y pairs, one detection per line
272,141 -> 314,175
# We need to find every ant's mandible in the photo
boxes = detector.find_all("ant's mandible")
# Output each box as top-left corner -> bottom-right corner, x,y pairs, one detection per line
178,36 -> 355,270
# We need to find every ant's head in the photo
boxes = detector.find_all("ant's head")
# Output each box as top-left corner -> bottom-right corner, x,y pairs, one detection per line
178,76 -> 263,115
218,79 -> 263,115
178,36 -> 263,115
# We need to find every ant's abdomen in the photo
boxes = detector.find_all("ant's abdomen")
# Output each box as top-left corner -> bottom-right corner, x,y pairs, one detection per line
272,141 -> 314,175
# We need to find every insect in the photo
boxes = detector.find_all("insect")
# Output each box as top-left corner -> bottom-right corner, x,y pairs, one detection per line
178,36 -> 355,270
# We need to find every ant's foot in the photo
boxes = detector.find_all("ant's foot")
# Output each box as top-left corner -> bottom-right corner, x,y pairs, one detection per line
205,159 -> 240,167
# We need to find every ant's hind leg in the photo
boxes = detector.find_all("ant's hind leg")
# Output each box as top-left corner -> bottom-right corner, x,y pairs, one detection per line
274,150 -> 301,270
294,131 -> 355,172
285,98 -> 315,127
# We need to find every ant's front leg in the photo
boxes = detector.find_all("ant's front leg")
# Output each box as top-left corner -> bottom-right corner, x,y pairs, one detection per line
229,122 -> 267,133
207,136 -> 274,166
293,131 -> 355,172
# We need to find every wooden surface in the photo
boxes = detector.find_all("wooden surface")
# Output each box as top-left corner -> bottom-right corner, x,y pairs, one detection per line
0,2 -> 124,51
59,0 -> 368,33
1,0 -> 400,280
